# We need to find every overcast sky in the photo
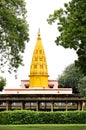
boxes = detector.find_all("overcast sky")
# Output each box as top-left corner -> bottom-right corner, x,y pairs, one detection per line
1,0 -> 77,88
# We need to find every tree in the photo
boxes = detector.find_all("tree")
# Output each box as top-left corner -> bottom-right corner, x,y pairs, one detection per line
47,0 -> 86,75
78,77 -> 86,96
58,63 -> 84,94
0,77 -> 6,91
0,0 -> 29,74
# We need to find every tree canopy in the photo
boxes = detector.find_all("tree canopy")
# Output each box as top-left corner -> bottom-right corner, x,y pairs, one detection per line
47,0 -> 86,75
58,63 -> 86,96
0,0 -> 29,74
78,77 -> 86,96
0,77 -> 6,91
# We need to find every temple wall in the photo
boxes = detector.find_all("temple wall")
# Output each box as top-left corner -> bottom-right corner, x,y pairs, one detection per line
21,79 -> 58,89
3,88 -> 72,94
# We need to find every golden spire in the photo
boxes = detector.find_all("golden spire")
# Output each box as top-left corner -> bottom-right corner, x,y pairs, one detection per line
29,31 -> 48,88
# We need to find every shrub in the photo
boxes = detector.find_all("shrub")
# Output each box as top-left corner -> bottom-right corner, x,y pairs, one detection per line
0,110 -> 86,124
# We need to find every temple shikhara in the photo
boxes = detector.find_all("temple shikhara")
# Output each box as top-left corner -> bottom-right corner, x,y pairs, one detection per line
3,31 -> 72,94
29,31 -> 48,88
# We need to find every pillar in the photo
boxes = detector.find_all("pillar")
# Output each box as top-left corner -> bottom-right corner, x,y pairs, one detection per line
81,101 -> 84,111
36,101 -> 39,111
44,102 -> 47,110
77,101 -> 81,110
65,101 -> 68,111
51,102 -> 54,112
6,101 -> 9,111
21,102 -> 25,110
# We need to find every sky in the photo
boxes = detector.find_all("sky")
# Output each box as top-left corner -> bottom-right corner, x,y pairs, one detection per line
1,0 -> 77,88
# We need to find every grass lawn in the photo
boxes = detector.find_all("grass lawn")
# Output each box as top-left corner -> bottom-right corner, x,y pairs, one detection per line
0,124 -> 86,130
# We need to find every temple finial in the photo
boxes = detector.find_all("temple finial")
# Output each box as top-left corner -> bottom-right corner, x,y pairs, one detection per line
38,28 -> 40,38
38,28 -> 40,33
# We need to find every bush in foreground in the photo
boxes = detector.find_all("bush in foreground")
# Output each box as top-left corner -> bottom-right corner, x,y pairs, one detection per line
0,110 -> 86,124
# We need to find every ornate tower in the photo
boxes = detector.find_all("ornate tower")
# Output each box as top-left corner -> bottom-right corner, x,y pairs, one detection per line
29,31 -> 48,88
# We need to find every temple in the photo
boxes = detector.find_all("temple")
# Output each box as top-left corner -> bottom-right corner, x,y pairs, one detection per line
1,31 -> 86,112
3,31 -> 72,94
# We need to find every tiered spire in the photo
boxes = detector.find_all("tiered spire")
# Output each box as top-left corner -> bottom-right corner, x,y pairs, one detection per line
29,31 -> 48,88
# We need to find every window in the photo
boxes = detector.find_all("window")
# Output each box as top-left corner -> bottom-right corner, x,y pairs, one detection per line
35,57 -> 38,61
39,57 -> 42,61
34,65 -> 37,68
39,50 -> 42,54
35,50 -> 38,54
40,65 -> 43,69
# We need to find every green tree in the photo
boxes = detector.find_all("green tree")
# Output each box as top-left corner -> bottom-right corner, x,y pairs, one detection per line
78,77 -> 86,96
0,0 -> 29,74
0,77 -> 6,91
58,63 -> 83,93
47,0 -> 86,75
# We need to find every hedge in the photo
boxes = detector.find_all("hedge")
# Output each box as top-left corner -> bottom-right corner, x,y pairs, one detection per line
0,110 -> 86,124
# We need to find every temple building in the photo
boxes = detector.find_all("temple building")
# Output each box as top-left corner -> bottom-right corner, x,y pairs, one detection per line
3,31 -> 72,94
1,31 -> 86,112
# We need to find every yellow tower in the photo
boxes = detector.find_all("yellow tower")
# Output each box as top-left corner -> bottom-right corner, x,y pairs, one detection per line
29,31 -> 48,88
